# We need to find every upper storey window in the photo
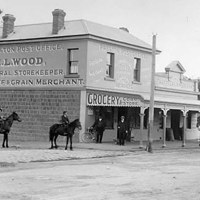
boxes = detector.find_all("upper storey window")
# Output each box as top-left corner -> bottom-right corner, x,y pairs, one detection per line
106,52 -> 114,78
133,58 -> 141,82
68,48 -> 79,74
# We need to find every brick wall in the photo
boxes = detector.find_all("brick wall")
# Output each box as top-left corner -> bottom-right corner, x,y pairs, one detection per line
0,89 -> 81,143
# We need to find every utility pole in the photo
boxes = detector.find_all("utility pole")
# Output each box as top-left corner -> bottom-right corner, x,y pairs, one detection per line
147,34 -> 157,153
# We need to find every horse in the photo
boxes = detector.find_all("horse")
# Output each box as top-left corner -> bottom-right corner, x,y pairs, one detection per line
49,119 -> 82,150
0,112 -> 22,148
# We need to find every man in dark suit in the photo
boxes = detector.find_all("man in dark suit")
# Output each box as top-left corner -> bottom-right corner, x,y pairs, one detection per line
92,115 -> 106,143
60,111 -> 69,127
117,116 -> 128,145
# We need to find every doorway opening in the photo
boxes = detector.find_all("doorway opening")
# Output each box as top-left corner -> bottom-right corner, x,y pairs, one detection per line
171,110 -> 182,140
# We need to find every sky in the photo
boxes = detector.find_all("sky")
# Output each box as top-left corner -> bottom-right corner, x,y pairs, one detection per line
1,0 -> 200,78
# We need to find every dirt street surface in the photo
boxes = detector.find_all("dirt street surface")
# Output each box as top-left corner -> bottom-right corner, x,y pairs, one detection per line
0,143 -> 200,200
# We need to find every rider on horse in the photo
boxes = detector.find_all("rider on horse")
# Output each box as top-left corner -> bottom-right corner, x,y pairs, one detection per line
60,111 -> 69,127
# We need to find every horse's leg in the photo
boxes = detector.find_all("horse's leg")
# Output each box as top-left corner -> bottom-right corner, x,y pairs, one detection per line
2,134 -> 5,148
50,137 -> 54,149
65,135 -> 69,150
49,131 -> 54,149
70,135 -> 73,151
5,133 -> 9,148
54,134 -> 58,149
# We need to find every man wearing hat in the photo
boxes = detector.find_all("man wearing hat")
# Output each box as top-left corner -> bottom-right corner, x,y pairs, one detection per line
60,111 -> 69,127
91,115 -> 106,143
117,115 -> 128,145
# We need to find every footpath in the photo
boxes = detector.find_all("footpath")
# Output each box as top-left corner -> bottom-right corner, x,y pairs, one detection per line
0,140 -> 200,164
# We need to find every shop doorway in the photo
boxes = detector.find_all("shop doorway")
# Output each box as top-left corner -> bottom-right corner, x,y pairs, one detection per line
171,110 -> 181,140
118,107 -> 140,142
118,107 -> 128,120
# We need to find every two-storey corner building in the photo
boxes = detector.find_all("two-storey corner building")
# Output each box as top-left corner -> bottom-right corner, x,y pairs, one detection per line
83,22 -> 159,145
0,9 -> 199,146
0,9 -> 157,143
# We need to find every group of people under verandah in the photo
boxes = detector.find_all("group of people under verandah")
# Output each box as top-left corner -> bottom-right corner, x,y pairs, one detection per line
3,106 -> 200,145
60,111 -> 129,145
59,110 -> 129,145
90,114 -> 128,145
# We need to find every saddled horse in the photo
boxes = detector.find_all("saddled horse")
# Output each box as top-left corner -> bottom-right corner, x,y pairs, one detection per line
0,112 -> 22,148
49,119 -> 82,150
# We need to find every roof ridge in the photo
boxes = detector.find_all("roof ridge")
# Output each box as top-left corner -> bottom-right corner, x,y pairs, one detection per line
13,19 -> 83,27
80,19 -> 89,34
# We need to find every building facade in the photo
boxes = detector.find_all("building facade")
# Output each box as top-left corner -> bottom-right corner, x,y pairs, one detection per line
0,9 -> 200,146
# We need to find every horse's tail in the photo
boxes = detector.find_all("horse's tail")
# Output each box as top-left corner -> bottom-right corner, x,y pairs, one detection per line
49,126 -> 53,141
49,124 -> 58,141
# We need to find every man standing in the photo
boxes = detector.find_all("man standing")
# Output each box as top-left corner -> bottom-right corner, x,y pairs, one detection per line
118,116 -> 128,145
92,115 -> 106,143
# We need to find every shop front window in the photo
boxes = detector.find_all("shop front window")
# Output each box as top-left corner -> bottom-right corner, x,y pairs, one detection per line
128,107 -> 140,129
104,107 -> 114,129
94,106 -> 114,129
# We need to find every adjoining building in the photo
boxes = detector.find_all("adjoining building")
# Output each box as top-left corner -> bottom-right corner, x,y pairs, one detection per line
0,9 -> 199,146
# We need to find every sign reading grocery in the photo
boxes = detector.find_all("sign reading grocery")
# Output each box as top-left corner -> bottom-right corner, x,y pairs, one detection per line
0,43 -> 84,87
87,92 -> 142,107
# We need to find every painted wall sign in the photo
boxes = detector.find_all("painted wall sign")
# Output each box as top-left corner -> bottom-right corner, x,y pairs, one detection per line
99,44 -> 146,59
155,76 -> 194,91
0,44 -> 62,54
87,92 -> 142,107
0,78 -> 84,87
0,43 -> 85,87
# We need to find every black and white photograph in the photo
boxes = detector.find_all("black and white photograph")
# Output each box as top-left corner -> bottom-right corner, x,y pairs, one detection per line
1,0 -> 200,199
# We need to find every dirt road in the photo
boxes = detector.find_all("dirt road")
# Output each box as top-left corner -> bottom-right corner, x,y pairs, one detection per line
0,149 -> 200,200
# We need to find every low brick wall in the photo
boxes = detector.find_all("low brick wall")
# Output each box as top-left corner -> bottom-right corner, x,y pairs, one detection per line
0,89 -> 81,143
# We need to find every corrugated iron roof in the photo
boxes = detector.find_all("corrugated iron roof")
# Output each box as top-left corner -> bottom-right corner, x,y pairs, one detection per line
155,96 -> 200,106
0,19 -> 153,50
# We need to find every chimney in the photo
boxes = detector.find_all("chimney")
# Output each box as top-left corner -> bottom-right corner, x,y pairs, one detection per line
2,14 -> 16,38
119,27 -> 129,33
52,9 -> 66,34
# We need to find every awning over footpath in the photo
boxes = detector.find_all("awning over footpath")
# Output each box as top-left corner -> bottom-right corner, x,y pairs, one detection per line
154,96 -> 200,106
153,96 -> 200,111
87,90 -> 200,111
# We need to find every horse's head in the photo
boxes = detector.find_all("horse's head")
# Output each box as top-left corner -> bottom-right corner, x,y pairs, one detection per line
71,119 -> 82,135
74,119 -> 82,130
12,112 -> 22,122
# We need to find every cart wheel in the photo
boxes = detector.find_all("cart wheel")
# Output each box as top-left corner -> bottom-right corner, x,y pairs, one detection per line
81,133 -> 94,143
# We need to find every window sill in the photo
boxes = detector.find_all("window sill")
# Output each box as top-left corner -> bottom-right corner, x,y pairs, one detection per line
104,77 -> 115,81
132,81 -> 141,85
64,74 -> 80,78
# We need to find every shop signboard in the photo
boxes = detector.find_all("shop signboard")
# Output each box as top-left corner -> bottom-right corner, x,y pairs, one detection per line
87,92 -> 142,107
